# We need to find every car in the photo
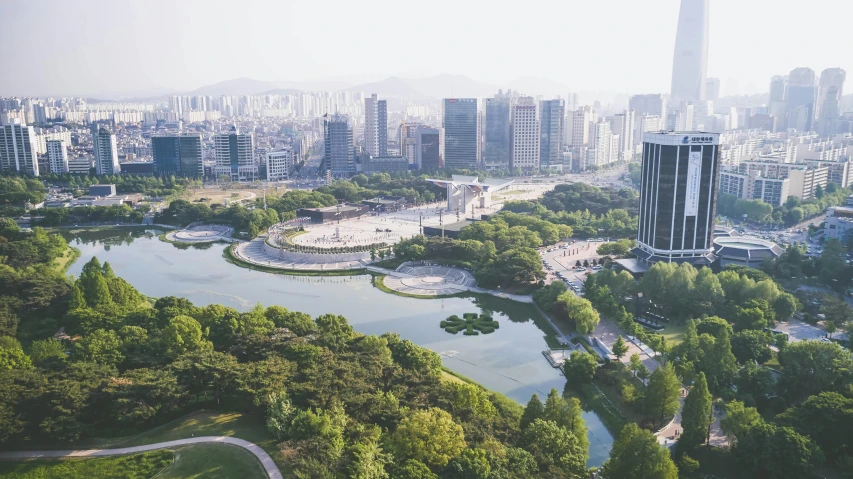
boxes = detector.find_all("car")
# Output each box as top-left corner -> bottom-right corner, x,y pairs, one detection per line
592,265 -> 603,271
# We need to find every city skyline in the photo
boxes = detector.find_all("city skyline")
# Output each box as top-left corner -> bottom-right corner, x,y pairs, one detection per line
1,0 -> 852,101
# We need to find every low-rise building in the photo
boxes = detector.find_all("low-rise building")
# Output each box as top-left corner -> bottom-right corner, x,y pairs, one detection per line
360,156 -> 409,174
825,206 -> 853,241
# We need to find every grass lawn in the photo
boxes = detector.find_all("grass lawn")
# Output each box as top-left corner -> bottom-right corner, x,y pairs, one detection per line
659,321 -> 687,347
764,350 -> 781,368
159,444 -> 267,479
52,247 -> 81,274
0,450 -> 173,479
181,188 -> 258,206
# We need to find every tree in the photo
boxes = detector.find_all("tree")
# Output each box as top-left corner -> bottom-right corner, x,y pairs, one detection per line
521,419 -> 587,476
315,314 -> 355,351
776,392 -> 853,462
720,400 -> 762,446
28,338 -> 66,364
636,364 -> 651,383
645,363 -> 681,427
563,351 -> 598,384
629,353 -> 642,377
556,293 -> 600,334
679,372 -> 713,452
731,330 -> 772,365
778,340 -> 853,400
444,448 -> 491,479
74,329 -> 123,366
0,340 -> 32,370
394,460 -> 437,479
543,388 -> 589,463
611,335 -> 629,361
162,315 -> 211,359
346,430 -> 393,479
392,408 -> 466,468
733,421 -> 823,479
445,382 -> 496,421
520,394 -> 544,430
600,423 -> 678,479
68,283 -> 86,310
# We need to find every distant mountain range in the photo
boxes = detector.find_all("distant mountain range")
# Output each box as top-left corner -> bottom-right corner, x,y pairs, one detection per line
174,74 -> 575,101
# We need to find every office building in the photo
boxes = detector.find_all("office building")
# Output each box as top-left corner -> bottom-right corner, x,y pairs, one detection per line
322,114 -> 355,177
629,94 -> 668,120
45,139 -> 68,174
816,68 -> 846,137
89,184 -> 116,197
416,126 -> 441,171
68,156 -> 93,174
364,94 -> 387,157
705,78 -> 721,101
610,109 -> 635,161
769,75 -> 788,131
787,68 -> 816,132
539,99 -> 565,170
0,120 -> 39,176
214,124 -> 256,181
483,97 -> 511,171
634,132 -> 721,265
671,0 -> 710,102
570,106 -> 597,147
151,134 -> 203,177
442,98 -> 479,170
399,122 -> 422,166
266,149 -> 294,181
510,97 -> 540,172
91,124 -> 120,175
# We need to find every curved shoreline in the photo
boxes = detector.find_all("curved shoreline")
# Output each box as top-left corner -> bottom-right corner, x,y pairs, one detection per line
0,436 -> 283,479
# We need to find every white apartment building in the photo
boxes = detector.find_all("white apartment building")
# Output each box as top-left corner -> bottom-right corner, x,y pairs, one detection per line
570,106 -> 597,147
510,98 -> 540,171
92,124 -> 120,175
45,139 -> 68,174
0,120 -> 39,176
266,149 -> 294,181
587,119 -> 614,167
214,125 -> 256,181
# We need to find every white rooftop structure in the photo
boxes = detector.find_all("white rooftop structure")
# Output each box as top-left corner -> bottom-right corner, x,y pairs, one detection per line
426,175 -> 514,213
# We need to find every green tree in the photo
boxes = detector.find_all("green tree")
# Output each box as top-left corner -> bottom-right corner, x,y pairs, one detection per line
68,283 -> 86,310
612,335 -> 629,361
521,419 -> 587,476
778,340 -> 853,400
557,293 -> 600,334
776,392 -> 853,462
563,350 -> 598,384
394,460 -> 437,479
28,338 -> 66,364
445,382 -> 496,420
315,314 -> 356,351
731,330 -> 772,364
0,338 -> 32,370
679,372 -> 713,452
520,393 -> 544,430
629,353 -> 642,377
720,400 -> 761,445
444,448 -> 491,479
645,363 -> 681,427
345,429 -> 393,479
392,408 -> 466,468
600,423 -> 678,479
74,329 -> 123,366
733,421 -> 823,479
162,315 -> 211,359
543,388 -> 589,462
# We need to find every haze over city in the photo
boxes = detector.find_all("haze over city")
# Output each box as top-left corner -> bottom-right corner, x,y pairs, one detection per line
1,0 -> 851,101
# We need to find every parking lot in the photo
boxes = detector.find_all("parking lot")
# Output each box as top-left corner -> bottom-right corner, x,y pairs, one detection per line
539,238 -> 609,294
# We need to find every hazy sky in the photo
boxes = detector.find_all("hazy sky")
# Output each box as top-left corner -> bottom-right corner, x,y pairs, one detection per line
1,0 -> 850,98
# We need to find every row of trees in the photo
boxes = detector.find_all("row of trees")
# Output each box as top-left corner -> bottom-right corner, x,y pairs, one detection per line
34,204 -> 145,226
717,182 -> 851,227
39,172 -> 200,198
316,173 -> 445,205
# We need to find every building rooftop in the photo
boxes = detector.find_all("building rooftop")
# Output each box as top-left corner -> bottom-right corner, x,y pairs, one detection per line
713,236 -> 783,260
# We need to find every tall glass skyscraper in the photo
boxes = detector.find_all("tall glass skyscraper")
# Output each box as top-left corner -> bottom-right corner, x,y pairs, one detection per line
539,99 -> 565,170
787,67 -> 816,132
152,134 -> 203,177
323,114 -> 354,177
634,132 -> 720,265
443,98 -> 479,170
670,0 -> 710,102
483,97 -> 510,171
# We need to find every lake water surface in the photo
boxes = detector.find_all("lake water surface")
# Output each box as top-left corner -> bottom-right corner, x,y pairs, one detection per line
62,227 -> 614,465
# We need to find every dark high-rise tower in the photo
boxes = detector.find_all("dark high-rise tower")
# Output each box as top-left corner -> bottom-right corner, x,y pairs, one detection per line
787,67 -> 816,132
442,99 -> 479,170
634,132 -> 721,265
322,114 -> 354,178
483,97 -> 511,171
539,99 -> 565,171
152,134 -> 203,177
671,0 -> 710,102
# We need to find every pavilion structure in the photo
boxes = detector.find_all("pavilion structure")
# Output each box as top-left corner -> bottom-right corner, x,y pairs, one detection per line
426,175 -> 514,213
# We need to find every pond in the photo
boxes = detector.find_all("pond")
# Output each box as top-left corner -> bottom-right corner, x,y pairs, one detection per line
62,227 -> 614,466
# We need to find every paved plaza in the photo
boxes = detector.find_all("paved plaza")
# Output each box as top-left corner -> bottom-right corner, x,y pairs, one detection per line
167,224 -> 234,243
381,264 -> 478,296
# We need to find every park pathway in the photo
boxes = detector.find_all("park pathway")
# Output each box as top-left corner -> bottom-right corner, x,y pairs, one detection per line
0,436 -> 283,479
591,318 -> 728,448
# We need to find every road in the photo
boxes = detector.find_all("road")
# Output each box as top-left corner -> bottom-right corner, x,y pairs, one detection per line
539,239 -> 608,292
0,436 -> 283,479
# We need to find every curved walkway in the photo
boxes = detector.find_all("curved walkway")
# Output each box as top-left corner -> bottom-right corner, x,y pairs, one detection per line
0,436 -> 283,479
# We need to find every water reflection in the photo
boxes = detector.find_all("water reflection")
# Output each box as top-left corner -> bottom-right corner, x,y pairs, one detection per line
61,227 -> 614,465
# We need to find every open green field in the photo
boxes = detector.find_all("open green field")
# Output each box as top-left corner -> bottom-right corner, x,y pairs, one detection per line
659,321 -> 686,347
0,450 -> 173,479
159,444 -> 267,479
51,247 -> 80,274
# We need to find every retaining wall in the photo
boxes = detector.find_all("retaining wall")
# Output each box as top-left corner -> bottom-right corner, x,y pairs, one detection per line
262,241 -> 370,263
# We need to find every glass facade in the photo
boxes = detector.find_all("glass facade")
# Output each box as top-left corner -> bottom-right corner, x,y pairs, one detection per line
539,99 -> 565,169
484,98 -> 510,169
443,99 -> 479,169
637,134 -> 720,261
153,135 -> 203,177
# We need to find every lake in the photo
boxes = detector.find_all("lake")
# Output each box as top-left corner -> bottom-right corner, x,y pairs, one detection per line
62,227 -> 614,465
